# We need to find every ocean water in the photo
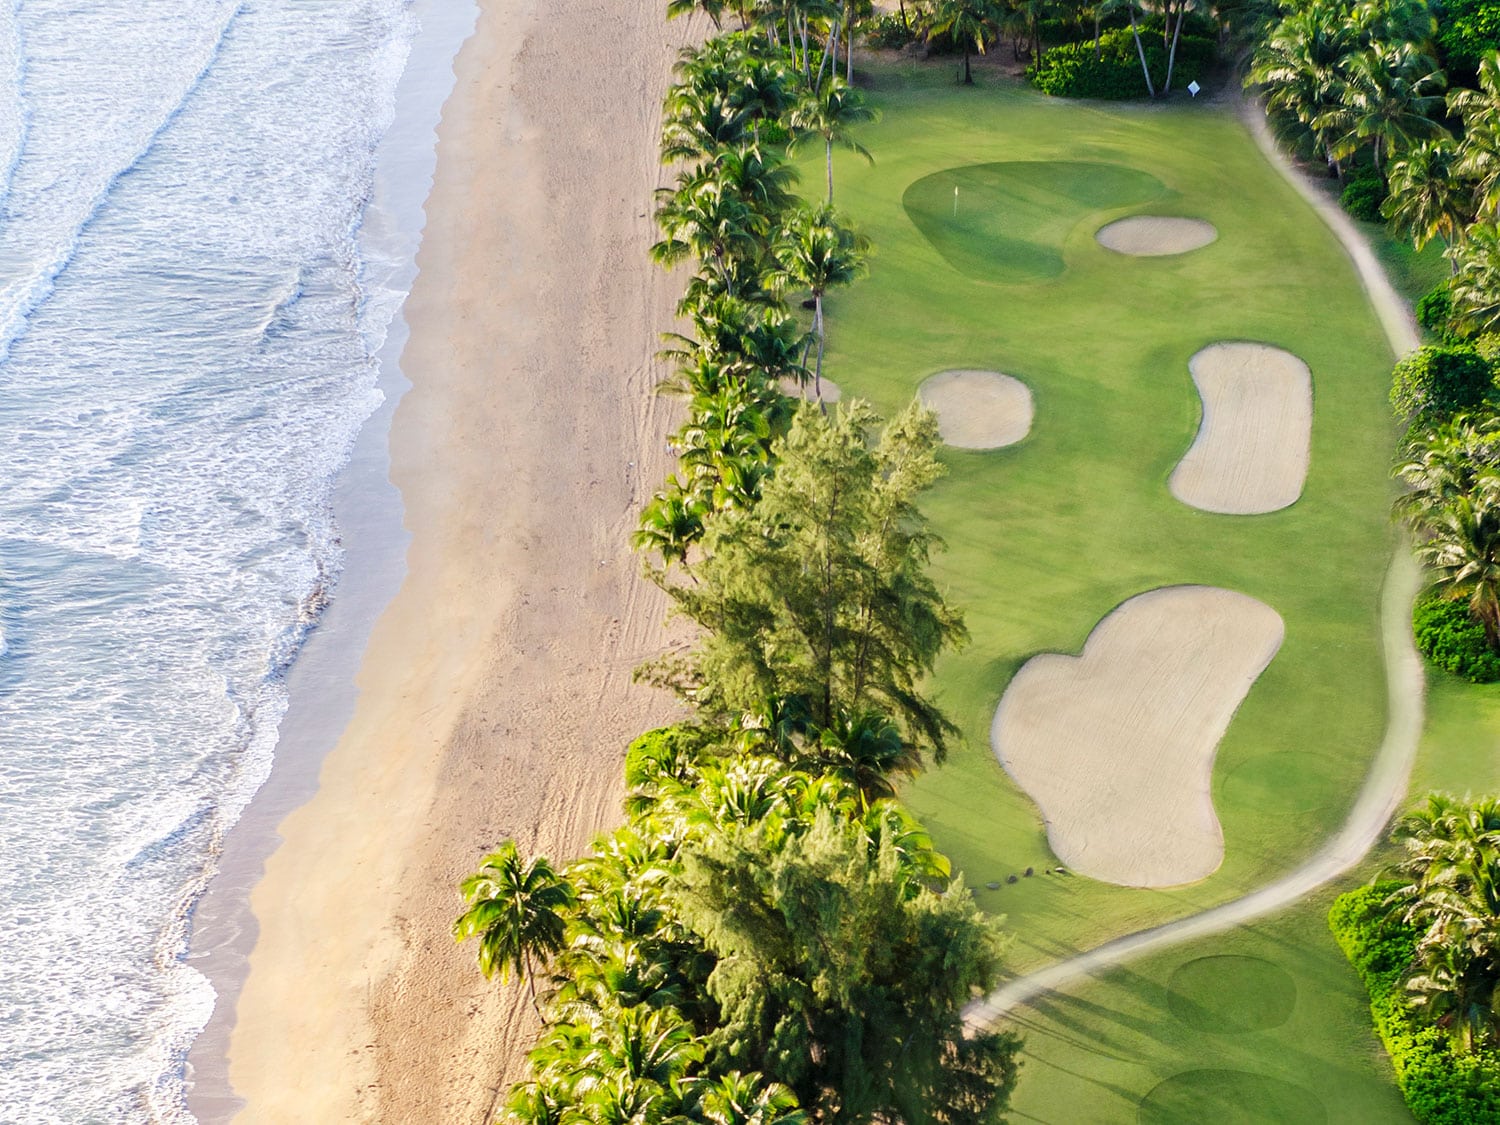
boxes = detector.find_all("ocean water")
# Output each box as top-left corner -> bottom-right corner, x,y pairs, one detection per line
0,0 -> 460,1118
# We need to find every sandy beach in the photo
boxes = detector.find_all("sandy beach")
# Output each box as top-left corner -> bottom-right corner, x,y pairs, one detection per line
221,1 -> 690,1119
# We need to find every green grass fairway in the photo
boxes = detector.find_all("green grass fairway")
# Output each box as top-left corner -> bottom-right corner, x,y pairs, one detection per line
817,59 -> 1401,964
1003,892 -> 1409,1123
901,161 -> 1165,282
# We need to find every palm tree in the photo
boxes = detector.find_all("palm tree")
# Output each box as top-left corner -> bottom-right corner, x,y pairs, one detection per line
1413,478 -> 1500,646
921,0 -> 1000,85
1323,42 -> 1445,172
454,840 -> 576,1012
770,206 -> 870,396
1393,412 -> 1500,524
1391,793 -> 1500,1049
1384,138 -> 1473,257
634,481 -> 709,566
1247,2 -> 1359,176
1449,222 -> 1500,335
653,177 -> 769,295
803,709 -> 921,805
1451,53 -> 1500,220
787,76 -> 876,203
698,1071 -> 807,1125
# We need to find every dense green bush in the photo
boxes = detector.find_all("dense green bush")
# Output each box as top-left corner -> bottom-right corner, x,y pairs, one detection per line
1437,0 -> 1500,78
1417,283 -> 1456,340
1330,884 -> 1500,1125
862,12 -> 915,49
1412,590 -> 1500,682
1341,173 -> 1388,222
1390,344 -> 1496,421
1027,30 -> 1215,100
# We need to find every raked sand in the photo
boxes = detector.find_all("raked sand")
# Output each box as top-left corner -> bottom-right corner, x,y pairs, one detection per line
223,2 -> 691,1121
1170,342 -> 1313,515
992,586 -> 1284,888
1096,215 -> 1218,256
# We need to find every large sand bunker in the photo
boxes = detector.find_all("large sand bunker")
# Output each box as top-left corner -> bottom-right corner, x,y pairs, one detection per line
1096,215 -> 1217,256
1171,343 -> 1312,515
991,586 -> 1284,888
918,369 -> 1033,449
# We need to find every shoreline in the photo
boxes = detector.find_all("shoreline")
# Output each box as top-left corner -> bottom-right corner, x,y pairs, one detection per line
184,2 -> 479,1117
196,1 -> 693,1120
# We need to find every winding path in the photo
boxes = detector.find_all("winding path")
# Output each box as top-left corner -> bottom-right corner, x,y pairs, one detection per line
966,102 -> 1424,1029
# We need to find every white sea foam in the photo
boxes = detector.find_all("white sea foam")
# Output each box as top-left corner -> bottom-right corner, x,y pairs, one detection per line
0,0 -> 423,1118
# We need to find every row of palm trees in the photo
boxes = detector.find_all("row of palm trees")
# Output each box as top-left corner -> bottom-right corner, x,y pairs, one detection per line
636,31 -> 873,565
1396,412 -> 1500,647
457,727 -> 1010,1122
1389,793 -> 1500,1051
1245,0 -> 1500,334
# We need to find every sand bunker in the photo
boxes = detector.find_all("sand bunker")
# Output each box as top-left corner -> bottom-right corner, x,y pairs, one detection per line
1096,216 -> 1217,256
991,586 -> 1284,888
918,369 -> 1033,449
1171,343 -> 1312,515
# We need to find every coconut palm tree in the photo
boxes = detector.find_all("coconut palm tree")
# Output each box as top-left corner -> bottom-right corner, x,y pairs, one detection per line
698,1071 -> 807,1125
787,76 -> 876,203
921,0 -> 1001,85
1451,55 -> 1500,212
1413,477 -> 1500,646
1247,1 -> 1359,176
1394,412 -> 1500,524
1384,138 -> 1474,257
770,206 -> 869,395
1391,793 -> 1500,1049
1322,41 -> 1445,172
653,177 -> 769,295
635,481 -> 710,566
454,840 -> 576,1012
1449,222 -> 1500,334
802,709 -> 921,805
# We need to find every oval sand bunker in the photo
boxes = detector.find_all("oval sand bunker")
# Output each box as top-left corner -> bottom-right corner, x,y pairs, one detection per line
1096,216 -> 1217,256
1171,342 -> 1312,514
991,586 -> 1284,888
918,369 -> 1033,449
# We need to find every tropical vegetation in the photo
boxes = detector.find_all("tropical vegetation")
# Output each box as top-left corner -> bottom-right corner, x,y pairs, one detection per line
1330,794 -> 1500,1124
458,8 -> 1021,1121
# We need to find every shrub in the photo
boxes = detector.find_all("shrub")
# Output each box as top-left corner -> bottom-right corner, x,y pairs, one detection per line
1412,590 -> 1500,682
862,12 -> 915,49
1438,0 -> 1500,79
1417,283 -> 1456,340
1390,344 -> 1495,421
1026,29 -> 1215,100
1341,173 -> 1388,223
1330,884 -> 1500,1125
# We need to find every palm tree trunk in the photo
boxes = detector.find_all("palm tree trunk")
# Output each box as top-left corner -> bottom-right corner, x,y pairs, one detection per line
898,0 -> 908,31
826,135 -> 834,203
847,14 -> 854,83
813,291 -> 826,398
524,950 -> 542,1017
963,44 -> 972,85
1094,12 -> 1102,60
1164,7 -> 1184,93
1128,9 -> 1155,98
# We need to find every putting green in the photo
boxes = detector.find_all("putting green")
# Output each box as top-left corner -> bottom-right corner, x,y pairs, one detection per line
1165,955 -> 1297,1033
901,160 -> 1165,283
1139,1069 -> 1325,1124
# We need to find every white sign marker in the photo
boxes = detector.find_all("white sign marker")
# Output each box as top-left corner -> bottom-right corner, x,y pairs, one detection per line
1187,80 -> 1201,97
